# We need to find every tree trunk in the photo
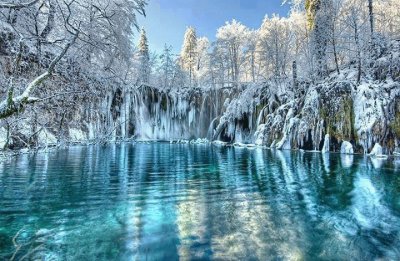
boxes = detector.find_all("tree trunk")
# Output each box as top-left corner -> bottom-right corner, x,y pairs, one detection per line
354,22 -> 362,83
332,36 -> 340,74
292,61 -> 298,90
368,0 -> 374,37
251,51 -> 255,82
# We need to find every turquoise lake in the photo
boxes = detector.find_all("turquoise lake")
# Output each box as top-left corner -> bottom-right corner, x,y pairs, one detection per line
1,143 -> 400,260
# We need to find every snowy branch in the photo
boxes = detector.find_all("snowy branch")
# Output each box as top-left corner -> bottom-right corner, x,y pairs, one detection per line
0,0 -> 39,9
0,32 -> 79,119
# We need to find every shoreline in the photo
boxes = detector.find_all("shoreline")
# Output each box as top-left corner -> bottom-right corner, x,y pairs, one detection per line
1,139 -> 399,161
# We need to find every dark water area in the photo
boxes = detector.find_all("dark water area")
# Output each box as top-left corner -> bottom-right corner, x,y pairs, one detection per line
1,143 -> 400,260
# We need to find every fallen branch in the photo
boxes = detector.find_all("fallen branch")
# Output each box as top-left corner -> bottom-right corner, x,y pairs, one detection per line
10,226 -> 26,261
19,244 -> 45,261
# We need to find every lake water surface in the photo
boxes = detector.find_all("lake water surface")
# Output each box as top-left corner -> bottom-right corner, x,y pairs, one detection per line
1,143 -> 400,260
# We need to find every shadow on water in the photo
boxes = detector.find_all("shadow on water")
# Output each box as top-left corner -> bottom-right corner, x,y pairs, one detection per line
0,144 -> 400,260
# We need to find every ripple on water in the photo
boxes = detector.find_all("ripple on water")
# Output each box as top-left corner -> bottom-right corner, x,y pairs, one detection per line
0,144 -> 399,260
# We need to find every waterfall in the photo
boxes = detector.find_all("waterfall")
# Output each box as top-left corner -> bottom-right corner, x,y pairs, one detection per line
93,86 -> 237,141
321,134 -> 330,153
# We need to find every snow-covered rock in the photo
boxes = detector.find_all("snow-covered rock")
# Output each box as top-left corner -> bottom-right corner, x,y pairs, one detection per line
37,129 -> 57,147
190,138 -> 209,144
341,141 -> 354,154
69,128 -> 87,142
170,140 -> 190,144
0,127 -> 8,150
369,143 -> 383,157
212,140 -> 228,146
233,142 -> 256,148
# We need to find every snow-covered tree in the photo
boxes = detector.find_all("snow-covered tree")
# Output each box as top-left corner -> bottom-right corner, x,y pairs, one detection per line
138,28 -> 150,84
180,27 -> 197,87
157,44 -> 174,88
0,0 -> 147,119
306,0 -> 333,78
243,30 -> 258,82
374,0 -> 400,39
195,37 -> 210,84
216,19 -> 249,83
256,15 -> 294,79
209,41 -> 229,87
287,10 -> 311,77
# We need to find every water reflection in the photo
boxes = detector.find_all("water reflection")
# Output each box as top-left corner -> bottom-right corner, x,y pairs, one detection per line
0,144 -> 400,260
340,154 -> 354,169
322,152 -> 330,172
370,157 -> 386,169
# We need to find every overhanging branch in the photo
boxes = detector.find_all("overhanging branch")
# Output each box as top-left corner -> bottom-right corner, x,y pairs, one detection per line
0,32 -> 79,119
0,0 -> 39,9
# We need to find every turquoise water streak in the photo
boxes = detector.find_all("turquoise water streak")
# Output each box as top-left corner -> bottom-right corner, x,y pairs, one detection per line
1,143 -> 400,260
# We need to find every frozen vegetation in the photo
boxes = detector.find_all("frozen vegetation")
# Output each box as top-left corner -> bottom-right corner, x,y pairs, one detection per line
0,0 -> 400,155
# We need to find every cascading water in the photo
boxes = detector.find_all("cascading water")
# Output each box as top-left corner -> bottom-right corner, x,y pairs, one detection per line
99,86 -> 237,141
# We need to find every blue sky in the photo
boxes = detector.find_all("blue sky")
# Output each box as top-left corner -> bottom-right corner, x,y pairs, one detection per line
136,0 -> 290,54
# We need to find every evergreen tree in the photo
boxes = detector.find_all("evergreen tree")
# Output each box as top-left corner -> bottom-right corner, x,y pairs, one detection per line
158,44 -> 174,88
138,28 -> 150,84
